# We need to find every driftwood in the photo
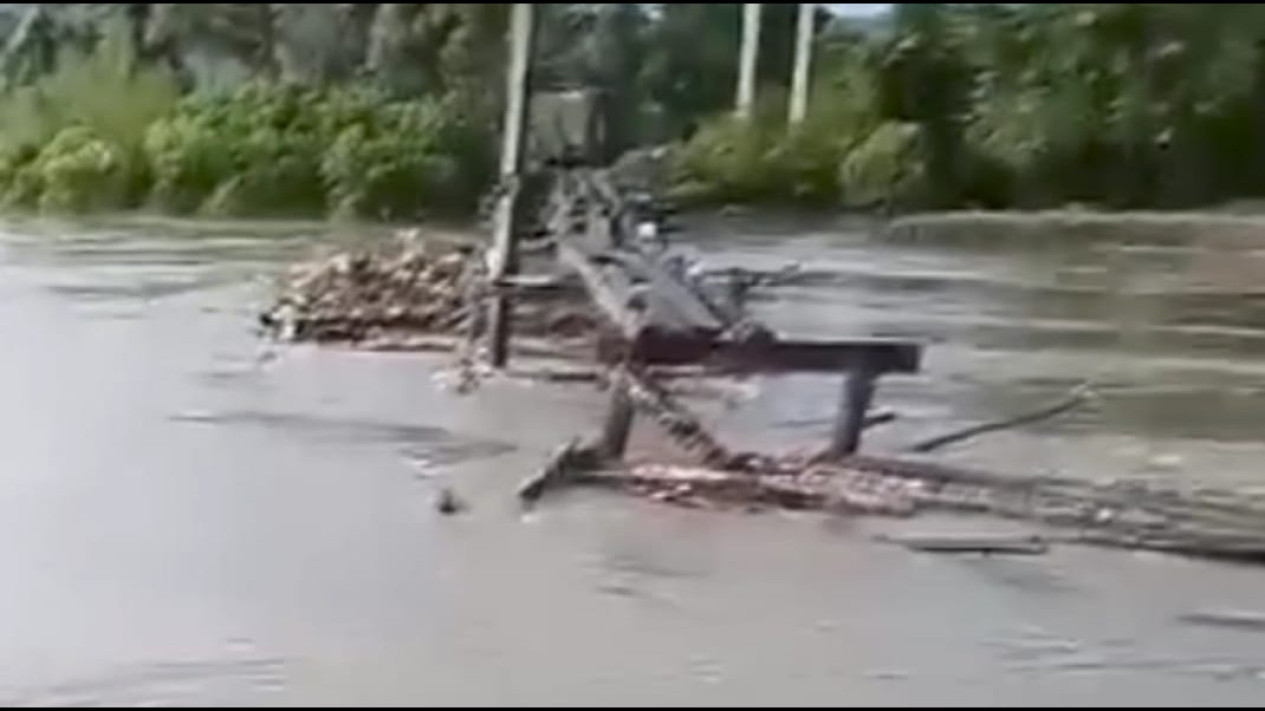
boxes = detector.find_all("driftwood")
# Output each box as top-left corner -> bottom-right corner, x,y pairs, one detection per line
909,384 -> 1094,454
572,465 -> 823,510
775,410 -> 899,432
518,432 -> 1265,564
569,464 -> 919,516
1178,610 -> 1265,632
877,533 -> 1051,556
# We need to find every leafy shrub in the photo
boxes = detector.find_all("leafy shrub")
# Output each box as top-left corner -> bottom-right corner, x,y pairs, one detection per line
839,122 -> 925,209
0,145 -> 40,208
0,19 -> 179,209
202,127 -> 326,216
668,117 -> 780,205
142,84 -> 492,219
31,126 -> 131,213
143,114 -> 234,212
320,99 -> 487,220
669,113 -> 854,207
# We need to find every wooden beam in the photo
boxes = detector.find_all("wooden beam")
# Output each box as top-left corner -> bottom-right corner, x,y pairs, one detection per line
628,331 -> 922,375
556,240 -> 646,338
599,250 -> 728,332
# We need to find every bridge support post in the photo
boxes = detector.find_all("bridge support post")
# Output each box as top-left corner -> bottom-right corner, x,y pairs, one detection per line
489,3 -> 537,368
830,366 -> 878,458
600,369 -> 636,460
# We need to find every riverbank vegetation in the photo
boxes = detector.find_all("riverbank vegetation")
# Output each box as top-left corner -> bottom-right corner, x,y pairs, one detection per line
674,4 -> 1265,212
3,5 -> 1265,218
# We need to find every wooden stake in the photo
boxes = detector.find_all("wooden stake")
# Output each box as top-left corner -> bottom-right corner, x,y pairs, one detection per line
830,368 -> 877,458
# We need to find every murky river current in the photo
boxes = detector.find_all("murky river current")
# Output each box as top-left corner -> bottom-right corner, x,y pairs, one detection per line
1,213 -> 1265,706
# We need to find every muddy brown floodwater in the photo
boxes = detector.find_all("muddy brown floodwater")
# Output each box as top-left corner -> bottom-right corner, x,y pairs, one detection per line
2,213 -> 1265,706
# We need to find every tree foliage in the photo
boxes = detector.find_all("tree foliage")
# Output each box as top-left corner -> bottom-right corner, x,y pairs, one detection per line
4,4 -> 1265,216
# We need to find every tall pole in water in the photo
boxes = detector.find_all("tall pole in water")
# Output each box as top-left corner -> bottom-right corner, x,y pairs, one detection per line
789,3 -> 815,126
736,3 -> 762,120
489,3 -> 537,368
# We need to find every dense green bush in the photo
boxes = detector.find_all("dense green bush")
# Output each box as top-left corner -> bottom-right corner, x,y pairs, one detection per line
320,99 -> 481,219
32,126 -> 131,212
0,74 -> 493,219
138,84 -> 493,219
667,47 -> 892,210
0,14 -> 496,222
839,122 -> 925,210
0,21 -> 179,213
669,117 -> 781,205
142,113 -> 234,213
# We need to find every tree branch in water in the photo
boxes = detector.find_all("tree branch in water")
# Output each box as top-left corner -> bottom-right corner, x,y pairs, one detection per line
908,383 -> 1095,454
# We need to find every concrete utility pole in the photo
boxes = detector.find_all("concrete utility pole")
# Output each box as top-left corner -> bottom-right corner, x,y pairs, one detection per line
488,3 -> 537,368
789,3 -> 815,126
736,3 -> 762,120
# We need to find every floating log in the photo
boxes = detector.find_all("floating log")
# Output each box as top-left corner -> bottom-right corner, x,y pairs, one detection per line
1178,610 -> 1265,632
878,533 -> 1051,556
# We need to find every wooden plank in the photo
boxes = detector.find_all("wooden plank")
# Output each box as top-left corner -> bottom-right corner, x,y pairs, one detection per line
568,170 -> 730,331
629,330 -> 922,375
557,240 -> 644,338
558,240 -> 728,348
602,250 -> 729,331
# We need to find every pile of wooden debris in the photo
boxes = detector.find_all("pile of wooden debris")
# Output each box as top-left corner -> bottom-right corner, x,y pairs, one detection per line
520,367 -> 1265,564
259,234 -> 597,353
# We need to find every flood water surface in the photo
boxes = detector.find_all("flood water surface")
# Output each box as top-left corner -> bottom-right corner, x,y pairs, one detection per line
1,215 -> 1265,706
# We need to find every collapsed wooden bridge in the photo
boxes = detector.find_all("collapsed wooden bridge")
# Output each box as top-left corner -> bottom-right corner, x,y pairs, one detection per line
541,168 -> 921,462
455,12 -> 1265,564
482,165 -> 1265,566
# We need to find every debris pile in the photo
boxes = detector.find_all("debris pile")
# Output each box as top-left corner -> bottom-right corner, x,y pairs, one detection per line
517,367 -> 1265,565
259,234 -> 597,352
601,462 -> 926,516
